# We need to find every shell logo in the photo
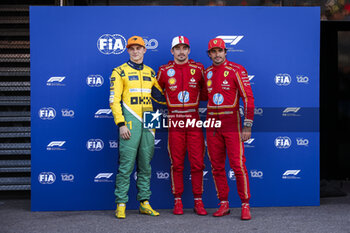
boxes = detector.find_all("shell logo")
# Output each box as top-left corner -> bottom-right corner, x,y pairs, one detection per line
207,80 -> 212,87
168,78 -> 176,85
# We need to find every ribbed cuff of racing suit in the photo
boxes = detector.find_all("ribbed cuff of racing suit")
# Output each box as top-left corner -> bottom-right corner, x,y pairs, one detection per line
117,122 -> 125,127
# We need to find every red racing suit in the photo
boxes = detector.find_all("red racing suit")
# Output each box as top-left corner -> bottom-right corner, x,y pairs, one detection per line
204,60 -> 254,203
157,59 -> 205,199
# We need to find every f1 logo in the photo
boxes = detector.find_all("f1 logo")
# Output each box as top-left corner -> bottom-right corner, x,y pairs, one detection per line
216,35 -> 244,45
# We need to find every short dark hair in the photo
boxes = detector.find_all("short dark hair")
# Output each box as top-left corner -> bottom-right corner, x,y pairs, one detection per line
207,48 -> 227,56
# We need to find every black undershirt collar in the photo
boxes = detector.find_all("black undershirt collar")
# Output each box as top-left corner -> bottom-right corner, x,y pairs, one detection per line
127,60 -> 144,70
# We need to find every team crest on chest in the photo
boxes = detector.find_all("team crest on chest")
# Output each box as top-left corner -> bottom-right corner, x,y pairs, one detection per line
221,79 -> 230,90
224,71 -> 229,77
189,77 -> 197,88
191,69 -> 196,75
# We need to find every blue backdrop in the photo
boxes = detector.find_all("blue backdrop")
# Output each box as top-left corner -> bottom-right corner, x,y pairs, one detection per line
30,6 -> 320,211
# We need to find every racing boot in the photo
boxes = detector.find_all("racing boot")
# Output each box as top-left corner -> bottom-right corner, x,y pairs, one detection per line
241,203 -> 251,220
173,198 -> 184,215
213,201 -> 230,217
193,198 -> 208,215
139,200 -> 160,216
115,203 -> 126,219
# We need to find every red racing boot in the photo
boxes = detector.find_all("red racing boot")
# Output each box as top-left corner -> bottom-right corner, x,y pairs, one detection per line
213,201 -> 230,217
173,198 -> 184,215
193,198 -> 208,215
241,203 -> 251,220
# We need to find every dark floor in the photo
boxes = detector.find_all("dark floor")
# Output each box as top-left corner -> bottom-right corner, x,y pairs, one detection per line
1,182 -> 349,233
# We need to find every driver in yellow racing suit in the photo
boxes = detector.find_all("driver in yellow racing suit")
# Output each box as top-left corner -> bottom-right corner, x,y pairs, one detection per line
110,36 -> 165,219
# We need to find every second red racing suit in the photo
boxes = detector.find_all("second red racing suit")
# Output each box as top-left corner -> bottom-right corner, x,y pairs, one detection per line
204,60 -> 254,203
157,60 -> 206,198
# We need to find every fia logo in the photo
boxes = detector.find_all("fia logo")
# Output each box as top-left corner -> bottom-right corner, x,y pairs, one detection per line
275,136 -> 291,149
143,110 -> 162,129
87,75 -> 104,87
38,172 -> 56,184
39,107 -> 56,120
86,139 -> 104,151
275,74 -> 291,86
97,34 -> 126,55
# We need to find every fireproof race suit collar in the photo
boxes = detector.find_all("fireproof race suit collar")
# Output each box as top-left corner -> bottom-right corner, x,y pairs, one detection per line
127,60 -> 144,70
173,60 -> 189,67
